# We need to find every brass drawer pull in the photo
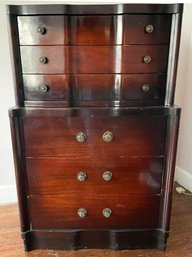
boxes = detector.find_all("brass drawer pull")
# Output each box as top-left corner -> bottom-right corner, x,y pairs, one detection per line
39,84 -> 49,93
145,24 -> 154,34
77,172 -> 87,182
103,171 -> 112,181
76,132 -> 87,143
141,84 -> 150,92
77,208 -> 87,218
143,55 -> 152,64
37,26 -> 46,35
102,208 -> 112,218
103,131 -> 113,143
39,56 -> 48,64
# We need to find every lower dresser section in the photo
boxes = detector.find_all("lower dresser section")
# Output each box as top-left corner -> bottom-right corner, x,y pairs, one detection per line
9,106 -> 180,251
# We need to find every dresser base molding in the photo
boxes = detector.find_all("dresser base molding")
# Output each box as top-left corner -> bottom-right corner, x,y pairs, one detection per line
22,229 -> 168,251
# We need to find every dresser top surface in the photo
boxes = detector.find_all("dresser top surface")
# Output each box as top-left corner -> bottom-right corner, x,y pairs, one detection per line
7,4 -> 183,15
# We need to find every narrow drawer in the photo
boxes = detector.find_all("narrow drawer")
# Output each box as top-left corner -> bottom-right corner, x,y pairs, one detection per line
23,75 -> 69,101
123,14 -> 171,44
26,157 -> 164,195
23,108 -> 166,157
18,15 -> 171,45
29,194 -> 160,229
23,74 -> 166,105
20,45 -> 168,74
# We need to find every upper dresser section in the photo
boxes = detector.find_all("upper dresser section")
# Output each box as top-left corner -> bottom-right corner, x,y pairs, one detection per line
7,4 -> 183,107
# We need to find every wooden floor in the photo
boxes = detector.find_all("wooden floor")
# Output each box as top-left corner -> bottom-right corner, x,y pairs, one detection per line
0,189 -> 192,257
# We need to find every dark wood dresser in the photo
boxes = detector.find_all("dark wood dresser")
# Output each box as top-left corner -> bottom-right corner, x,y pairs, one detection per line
7,4 -> 183,251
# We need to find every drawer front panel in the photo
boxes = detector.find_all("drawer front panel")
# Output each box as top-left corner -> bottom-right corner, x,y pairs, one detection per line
20,45 -> 168,74
18,16 -> 68,45
23,74 -> 166,103
23,111 -> 166,157
18,15 -> 171,45
26,157 -> 164,195
23,75 -> 69,101
124,15 -> 171,44
29,194 -> 160,229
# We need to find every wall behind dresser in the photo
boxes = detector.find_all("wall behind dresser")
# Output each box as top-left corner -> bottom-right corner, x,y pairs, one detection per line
0,0 -> 191,204
175,3 -> 192,193
0,1 -> 16,204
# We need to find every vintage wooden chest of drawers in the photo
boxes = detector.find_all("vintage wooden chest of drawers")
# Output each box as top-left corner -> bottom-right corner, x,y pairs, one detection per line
7,4 -> 183,251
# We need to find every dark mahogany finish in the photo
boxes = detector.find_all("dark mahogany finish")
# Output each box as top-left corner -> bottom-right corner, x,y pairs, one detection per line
23,109 -> 166,157
18,15 -> 171,45
23,74 -> 166,106
29,194 -> 160,229
23,75 -> 69,101
9,106 -> 181,250
26,157 -> 164,195
8,3 -> 183,252
20,45 -> 168,74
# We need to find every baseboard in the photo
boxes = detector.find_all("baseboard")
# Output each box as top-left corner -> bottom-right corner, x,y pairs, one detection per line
175,166 -> 192,192
0,185 -> 17,205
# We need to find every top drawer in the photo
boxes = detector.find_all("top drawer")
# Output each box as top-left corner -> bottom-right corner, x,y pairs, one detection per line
18,15 -> 171,45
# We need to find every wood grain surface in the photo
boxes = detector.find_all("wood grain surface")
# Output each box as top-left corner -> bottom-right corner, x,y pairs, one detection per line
0,185 -> 192,256
20,45 -> 168,74
26,157 -> 163,195
23,74 -> 166,104
23,112 -> 166,157
18,15 -> 171,45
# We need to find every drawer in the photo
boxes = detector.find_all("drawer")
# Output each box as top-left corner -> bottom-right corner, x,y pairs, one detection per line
23,74 -> 166,105
29,194 -> 160,229
23,108 -> 166,157
26,157 -> 164,195
23,75 -> 69,101
18,15 -> 171,45
20,45 -> 168,74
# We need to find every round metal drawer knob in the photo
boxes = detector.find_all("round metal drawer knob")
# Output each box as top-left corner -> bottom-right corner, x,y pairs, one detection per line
76,132 -> 87,143
103,131 -> 113,143
143,55 -> 152,64
145,24 -> 154,34
39,56 -> 48,64
77,172 -> 87,182
39,84 -> 49,93
37,26 -> 46,35
102,208 -> 112,218
77,208 -> 87,218
103,171 -> 112,181
141,84 -> 150,92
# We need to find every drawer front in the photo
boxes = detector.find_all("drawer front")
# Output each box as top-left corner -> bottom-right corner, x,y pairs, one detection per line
23,110 -> 166,157
20,45 -> 168,74
124,15 -> 171,44
23,75 -> 69,101
29,194 -> 160,229
18,15 -> 171,45
23,74 -> 166,104
26,157 -> 164,195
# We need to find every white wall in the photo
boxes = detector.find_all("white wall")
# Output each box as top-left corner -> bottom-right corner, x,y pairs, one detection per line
175,4 -> 192,192
0,1 -> 17,204
0,1 -> 192,205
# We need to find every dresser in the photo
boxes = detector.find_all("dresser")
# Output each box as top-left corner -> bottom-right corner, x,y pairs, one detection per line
7,4 -> 183,251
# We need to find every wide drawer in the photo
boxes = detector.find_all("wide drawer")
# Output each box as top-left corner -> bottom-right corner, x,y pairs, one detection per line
18,15 -> 171,45
20,45 -> 168,74
23,74 -> 166,105
23,108 -> 166,157
26,157 -> 164,195
29,194 -> 160,229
